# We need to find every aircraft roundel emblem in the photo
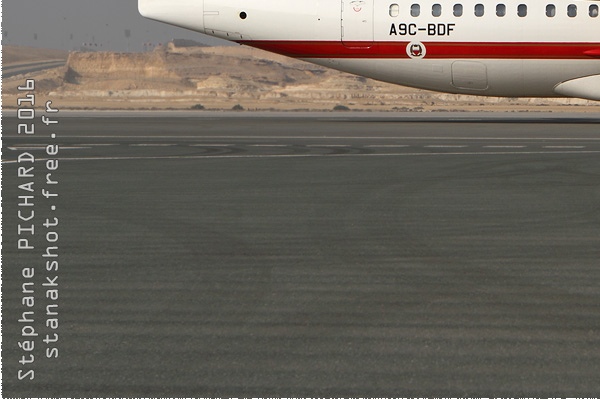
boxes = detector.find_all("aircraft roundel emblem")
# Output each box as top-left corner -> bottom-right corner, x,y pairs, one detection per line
406,41 -> 426,59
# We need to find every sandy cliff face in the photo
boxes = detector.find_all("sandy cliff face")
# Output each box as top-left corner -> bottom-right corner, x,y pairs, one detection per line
62,51 -> 182,91
51,45 -> 374,107
65,51 -> 177,81
2,44 -> 598,111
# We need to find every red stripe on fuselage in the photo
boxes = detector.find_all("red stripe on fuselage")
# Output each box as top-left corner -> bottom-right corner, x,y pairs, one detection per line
236,40 -> 600,59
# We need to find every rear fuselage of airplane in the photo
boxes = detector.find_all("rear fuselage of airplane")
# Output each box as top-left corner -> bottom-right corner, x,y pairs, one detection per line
139,0 -> 600,100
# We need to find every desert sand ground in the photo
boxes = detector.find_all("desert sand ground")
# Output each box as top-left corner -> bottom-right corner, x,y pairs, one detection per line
2,44 -> 598,112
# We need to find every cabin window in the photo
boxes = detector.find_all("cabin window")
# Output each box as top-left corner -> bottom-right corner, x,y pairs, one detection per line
389,3 -> 400,17
475,4 -> 485,16
546,4 -> 556,17
453,4 -> 463,16
411,3 -> 421,16
517,4 -> 527,16
432,4 -> 442,16
496,4 -> 506,16
589,4 -> 599,17
567,4 -> 577,17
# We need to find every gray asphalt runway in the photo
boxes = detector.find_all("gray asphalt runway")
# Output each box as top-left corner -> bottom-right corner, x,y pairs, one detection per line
2,113 -> 600,397
2,60 -> 66,79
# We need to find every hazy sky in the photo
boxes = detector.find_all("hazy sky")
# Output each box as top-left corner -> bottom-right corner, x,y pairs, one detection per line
2,0 -> 230,52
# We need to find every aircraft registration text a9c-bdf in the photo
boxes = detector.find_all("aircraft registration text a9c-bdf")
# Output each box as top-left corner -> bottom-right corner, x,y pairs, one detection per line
139,0 -> 600,100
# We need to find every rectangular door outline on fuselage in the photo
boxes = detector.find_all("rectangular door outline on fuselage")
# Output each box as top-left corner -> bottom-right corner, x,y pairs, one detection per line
341,0 -> 374,48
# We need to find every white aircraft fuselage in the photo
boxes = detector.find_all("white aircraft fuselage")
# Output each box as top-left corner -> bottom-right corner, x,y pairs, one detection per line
139,0 -> 600,100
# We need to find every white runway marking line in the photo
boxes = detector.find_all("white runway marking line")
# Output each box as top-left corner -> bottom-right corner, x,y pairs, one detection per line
4,150 -> 600,164
365,145 -> 411,148
306,144 -> 350,147
189,144 -> 233,147
8,146 -> 47,151
248,144 -> 288,147
49,135 -> 600,141
483,145 -> 527,149
542,145 -> 586,149
130,143 -> 177,147
75,143 -> 119,146
425,145 -> 468,148
7,146 -> 92,151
